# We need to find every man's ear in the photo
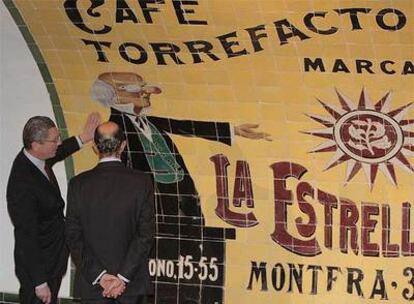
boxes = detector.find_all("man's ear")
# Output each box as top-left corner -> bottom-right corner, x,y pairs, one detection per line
92,144 -> 99,155
30,142 -> 40,153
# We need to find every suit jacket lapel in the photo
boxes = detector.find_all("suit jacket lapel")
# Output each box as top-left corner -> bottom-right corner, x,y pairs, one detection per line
19,151 -> 61,194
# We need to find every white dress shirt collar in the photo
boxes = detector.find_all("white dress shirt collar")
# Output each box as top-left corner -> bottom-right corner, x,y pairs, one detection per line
126,114 -> 153,142
99,156 -> 121,163
23,149 -> 48,178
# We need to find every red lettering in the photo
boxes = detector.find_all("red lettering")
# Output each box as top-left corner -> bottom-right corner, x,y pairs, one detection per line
402,202 -> 414,256
233,160 -> 254,208
361,203 -> 380,256
382,204 -> 399,257
270,162 -> 321,256
210,154 -> 258,227
340,199 -> 359,255
317,190 -> 338,249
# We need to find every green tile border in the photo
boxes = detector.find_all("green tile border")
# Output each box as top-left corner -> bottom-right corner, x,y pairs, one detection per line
0,292 -> 80,304
2,293 -> 19,303
2,0 -> 76,296
2,0 -> 75,179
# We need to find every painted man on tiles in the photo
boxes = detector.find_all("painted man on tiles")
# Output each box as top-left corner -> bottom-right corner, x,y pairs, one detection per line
91,72 -> 271,223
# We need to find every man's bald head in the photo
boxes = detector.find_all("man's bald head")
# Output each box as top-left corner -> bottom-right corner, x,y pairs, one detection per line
99,72 -> 144,84
91,72 -> 162,115
93,121 -> 126,157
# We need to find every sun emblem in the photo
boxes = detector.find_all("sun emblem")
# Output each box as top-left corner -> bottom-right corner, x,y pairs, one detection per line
305,88 -> 414,189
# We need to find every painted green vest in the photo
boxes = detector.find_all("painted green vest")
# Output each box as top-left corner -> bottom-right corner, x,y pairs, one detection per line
137,120 -> 184,184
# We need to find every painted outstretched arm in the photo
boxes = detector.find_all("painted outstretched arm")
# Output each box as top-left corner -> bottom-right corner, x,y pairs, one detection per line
148,116 -> 233,145
149,117 -> 272,144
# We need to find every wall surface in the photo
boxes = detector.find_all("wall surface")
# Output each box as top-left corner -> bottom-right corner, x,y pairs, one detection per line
0,0 -> 71,297
1,0 -> 414,303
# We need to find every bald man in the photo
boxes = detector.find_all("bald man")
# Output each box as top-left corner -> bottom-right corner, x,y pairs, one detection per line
65,122 -> 155,304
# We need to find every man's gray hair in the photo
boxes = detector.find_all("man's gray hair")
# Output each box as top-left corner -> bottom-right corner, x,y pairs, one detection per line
23,116 -> 56,149
91,79 -> 116,107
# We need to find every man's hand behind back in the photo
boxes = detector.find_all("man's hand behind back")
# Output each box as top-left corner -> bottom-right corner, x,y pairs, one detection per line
100,274 -> 126,299
35,284 -> 51,304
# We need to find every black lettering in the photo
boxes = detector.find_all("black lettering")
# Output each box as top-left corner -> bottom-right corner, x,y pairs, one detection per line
82,39 -> 111,62
333,59 -> 350,73
369,270 -> 388,300
116,0 -> 139,23
271,263 -> 285,291
347,268 -> 364,297
64,0 -> 112,34
288,263 -> 304,293
403,267 -> 414,301
403,61 -> 414,75
376,8 -> 406,31
334,8 -> 371,30
139,0 -> 165,23
150,43 -> 185,65
308,265 -> 323,294
356,59 -> 374,74
380,60 -> 396,74
245,25 -> 268,52
216,32 -> 249,58
304,12 -> 338,35
247,261 -> 268,291
274,19 -> 311,45
119,42 -> 148,64
172,0 -> 207,25
183,40 -> 220,63
304,57 -> 325,72
327,266 -> 342,291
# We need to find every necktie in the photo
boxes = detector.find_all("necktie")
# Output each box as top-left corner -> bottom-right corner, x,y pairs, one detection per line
135,117 -> 153,141
44,164 -> 59,190
135,117 -> 144,129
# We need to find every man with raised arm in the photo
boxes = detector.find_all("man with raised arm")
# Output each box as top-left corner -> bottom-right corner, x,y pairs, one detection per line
7,113 -> 101,304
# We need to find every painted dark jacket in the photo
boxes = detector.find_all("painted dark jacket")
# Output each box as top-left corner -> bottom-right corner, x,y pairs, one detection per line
109,108 -> 232,220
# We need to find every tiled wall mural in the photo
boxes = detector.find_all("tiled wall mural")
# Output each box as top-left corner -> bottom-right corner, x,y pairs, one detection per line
1,0 -> 414,303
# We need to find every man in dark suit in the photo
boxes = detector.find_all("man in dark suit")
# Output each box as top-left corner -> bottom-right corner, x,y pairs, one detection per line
65,121 -> 155,304
91,72 -> 271,223
7,113 -> 100,304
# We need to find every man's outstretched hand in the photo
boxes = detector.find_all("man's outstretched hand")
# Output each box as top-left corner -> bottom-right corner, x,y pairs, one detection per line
100,274 -> 126,299
234,123 -> 272,141
79,112 -> 101,144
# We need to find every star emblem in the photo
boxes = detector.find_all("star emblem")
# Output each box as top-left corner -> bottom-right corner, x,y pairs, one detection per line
305,88 -> 414,189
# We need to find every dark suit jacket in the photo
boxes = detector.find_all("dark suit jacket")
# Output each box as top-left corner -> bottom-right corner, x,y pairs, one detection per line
109,108 -> 231,218
6,137 -> 80,287
65,161 -> 155,300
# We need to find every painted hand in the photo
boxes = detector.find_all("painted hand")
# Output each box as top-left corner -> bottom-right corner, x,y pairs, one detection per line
234,123 -> 272,141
